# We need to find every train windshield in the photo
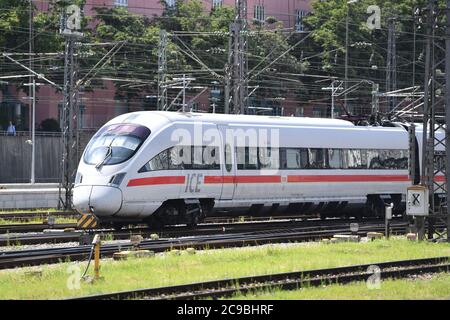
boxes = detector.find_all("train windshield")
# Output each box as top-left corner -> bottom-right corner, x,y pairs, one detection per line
84,124 -> 151,167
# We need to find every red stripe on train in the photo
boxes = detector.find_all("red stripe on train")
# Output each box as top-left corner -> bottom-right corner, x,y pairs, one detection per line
203,176 -> 235,184
204,175 -> 282,184
287,175 -> 410,183
127,176 -> 186,187
128,174 -> 418,187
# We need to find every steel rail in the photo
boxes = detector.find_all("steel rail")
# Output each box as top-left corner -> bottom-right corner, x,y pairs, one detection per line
0,216 -> 336,234
0,223 -> 77,234
0,218 -> 408,246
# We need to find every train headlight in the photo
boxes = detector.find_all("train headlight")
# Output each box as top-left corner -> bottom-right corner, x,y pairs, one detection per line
109,173 -> 126,187
75,172 -> 83,184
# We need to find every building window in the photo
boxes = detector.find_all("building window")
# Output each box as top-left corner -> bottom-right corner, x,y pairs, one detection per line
189,102 -> 199,112
115,0 -> 128,7
254,5 -> 265,22
312,107 -> 323,118
212,0 -> 222,8
165,0 -> 176,8
295,10 -> 307,32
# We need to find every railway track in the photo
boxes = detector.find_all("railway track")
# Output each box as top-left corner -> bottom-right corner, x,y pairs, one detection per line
0,213 -> 317,234
71,256 -> 450,300
0,223 -> 78,234
0,217 -> 408,246
0,220 -> 410,269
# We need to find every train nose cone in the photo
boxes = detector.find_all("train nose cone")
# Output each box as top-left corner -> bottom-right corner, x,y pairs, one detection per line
73,185 -> 92,214
73,185 -> 123,216
89,186 -> 123,216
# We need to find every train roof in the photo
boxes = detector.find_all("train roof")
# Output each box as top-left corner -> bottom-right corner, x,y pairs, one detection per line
114,111 -> 356,128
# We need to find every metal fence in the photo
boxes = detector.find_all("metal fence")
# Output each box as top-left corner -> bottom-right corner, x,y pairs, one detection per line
0,130 -> 95,183
0,131 -> 62,137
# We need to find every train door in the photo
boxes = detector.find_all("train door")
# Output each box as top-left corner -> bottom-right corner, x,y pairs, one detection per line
178,123 -> 222,201
218,125 -> 236,199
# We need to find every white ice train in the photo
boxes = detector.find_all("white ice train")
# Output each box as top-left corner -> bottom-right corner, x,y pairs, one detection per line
73,111 -> 433,229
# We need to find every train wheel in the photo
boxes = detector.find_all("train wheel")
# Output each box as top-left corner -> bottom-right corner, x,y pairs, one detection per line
186,203 -> 203,228
146,216 -> 164,230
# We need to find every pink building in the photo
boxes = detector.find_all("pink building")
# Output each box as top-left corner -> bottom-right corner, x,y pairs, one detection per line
2,0 -> 312,132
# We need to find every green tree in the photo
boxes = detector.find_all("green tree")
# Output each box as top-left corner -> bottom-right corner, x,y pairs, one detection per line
0,0 -> 30,50
304,0 -> 431,115
90,6 -> 187,104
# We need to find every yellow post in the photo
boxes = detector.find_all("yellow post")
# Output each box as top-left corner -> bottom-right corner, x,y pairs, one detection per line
93,235 -> 101,280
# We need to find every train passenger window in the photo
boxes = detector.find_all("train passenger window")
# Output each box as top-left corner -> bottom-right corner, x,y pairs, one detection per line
192,146 -> 204,169
236,147 -> 244,170
299,148 -> 309,168
138,149 -> 169,173
392,150 -> 407,169
328,149 -> 342,169
284,148 -> 299,169
225,144 -> 232,172
169,146 -> 184,169
367,150 -> 381,169
361,149 -> 368,168
308,148 -> 327,169
191,146 -> 220,170
139,145 -> 222,173
237,147 -> 259,170
246,147 -> 259,169
279,149 -> 287,169
398,150 -> 408,169
282,148 -> 306,169
379,150 -> 393,169
204,146 -> 220,170
343,149 -> 367,169
259,147 -> 279,169
377,150 -> 407,170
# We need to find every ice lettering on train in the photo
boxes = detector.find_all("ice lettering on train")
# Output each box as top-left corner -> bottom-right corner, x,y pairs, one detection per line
185,173 -> 203,193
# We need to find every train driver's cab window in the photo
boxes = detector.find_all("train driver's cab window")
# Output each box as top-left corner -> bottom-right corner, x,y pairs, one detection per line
84,124 -> 150,167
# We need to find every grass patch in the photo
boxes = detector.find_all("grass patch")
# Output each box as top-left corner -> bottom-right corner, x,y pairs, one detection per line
0,217 -> 77,225
230,273 -> 450,300
0,238 -> 448,299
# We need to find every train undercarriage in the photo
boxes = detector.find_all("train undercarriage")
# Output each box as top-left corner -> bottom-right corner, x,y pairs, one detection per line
107,194 -> 407,230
